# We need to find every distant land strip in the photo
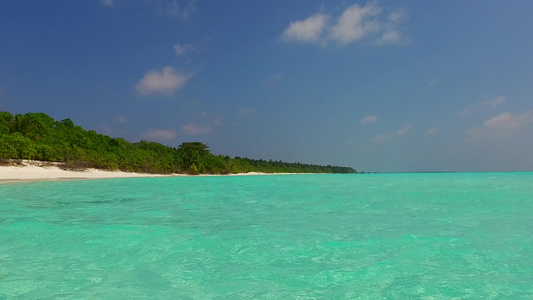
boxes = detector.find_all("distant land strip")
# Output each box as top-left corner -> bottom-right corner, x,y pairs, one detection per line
0,111 -> 356,175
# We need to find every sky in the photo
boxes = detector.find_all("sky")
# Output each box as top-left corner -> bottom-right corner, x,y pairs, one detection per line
1,1 -> 532,172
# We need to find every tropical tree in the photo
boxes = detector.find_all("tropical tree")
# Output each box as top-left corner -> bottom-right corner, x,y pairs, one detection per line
177,142 -> 211,174
0,133 -> 36,160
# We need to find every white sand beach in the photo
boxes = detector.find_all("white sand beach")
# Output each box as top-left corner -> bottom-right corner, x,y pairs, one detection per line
0,160 -> 171,183
0,160 -> 278,183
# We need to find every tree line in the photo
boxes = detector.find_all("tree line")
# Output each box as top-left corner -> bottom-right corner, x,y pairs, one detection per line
0,111 -> 356,174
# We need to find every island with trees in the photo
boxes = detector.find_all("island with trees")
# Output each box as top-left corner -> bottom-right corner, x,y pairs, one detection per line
0,111 -> 356,175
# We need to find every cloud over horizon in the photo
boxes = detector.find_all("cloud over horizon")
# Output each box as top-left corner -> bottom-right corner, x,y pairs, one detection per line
282,2 -> 407,46
182,123 -> 211,135
238,107 -> 257,116
136,66 -> 190,96
140,129 -> 177,141
427,127 -> 440,136
361,115 -> 379,124
397,124 -> 411,135
485,96 -> 507,108
485,111 -> 533,131
466,110 -> 533,140
374,124 -> 412,142
458,95 -> 507,118
117,116 -> 127,124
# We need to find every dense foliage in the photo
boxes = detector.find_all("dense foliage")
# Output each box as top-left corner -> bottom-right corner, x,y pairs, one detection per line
0,111 -> 356,174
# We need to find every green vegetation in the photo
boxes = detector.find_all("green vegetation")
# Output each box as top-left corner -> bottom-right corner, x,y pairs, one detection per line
0,111 -> 356,174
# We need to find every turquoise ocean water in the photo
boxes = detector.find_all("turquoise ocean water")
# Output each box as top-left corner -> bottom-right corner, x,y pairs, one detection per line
0,173 -> 532,299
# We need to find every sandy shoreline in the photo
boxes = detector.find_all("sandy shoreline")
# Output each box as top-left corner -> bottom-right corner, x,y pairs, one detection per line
0,160 -> 281,184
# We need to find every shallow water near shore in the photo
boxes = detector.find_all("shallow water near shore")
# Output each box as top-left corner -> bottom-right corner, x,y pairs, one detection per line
1,173 -> 532,298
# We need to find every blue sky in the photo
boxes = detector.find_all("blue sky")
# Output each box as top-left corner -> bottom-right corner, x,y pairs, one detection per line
1,0 -> 532,172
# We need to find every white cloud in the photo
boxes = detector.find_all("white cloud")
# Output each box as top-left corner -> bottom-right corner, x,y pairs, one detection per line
101,0 -> 114,7
164,0 -> 196,19
174,36 -> 209,58
373,133 -> 394,142
389,9 -> 407,23
282,2 -> 407,46
140,129 -> 176,141
330,3 -> 381,44
182,123 -> 211,135
375,9 -> 408,45
374,124 -> 412,142
136,66 -> 190,96
174,43 -> 194,56
361,115 -> 379,124
457,109 -> 471,118
213,117 -> 223,127
239,107 -> 257,116
397,124 -> 411,135
485,96 -> 506,108
102,1 -> 196,20
282,13 -> 329,43
117,116 -> 127,124
465,110 -> 533,140
264,73 -> 283,86
484,111 -> 533,131
376,29 -> 401,45
427,127 -> 440,136
458,95 -> 507,117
